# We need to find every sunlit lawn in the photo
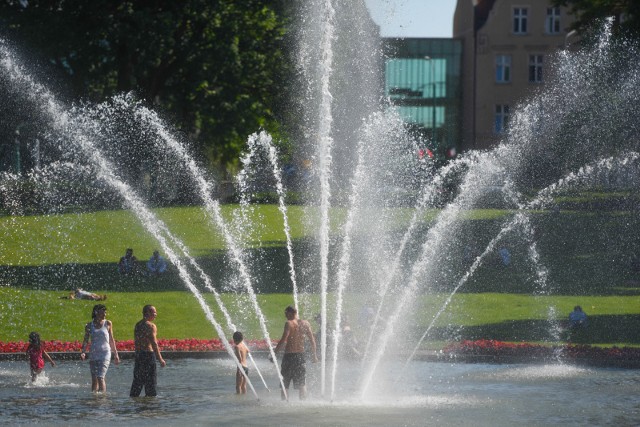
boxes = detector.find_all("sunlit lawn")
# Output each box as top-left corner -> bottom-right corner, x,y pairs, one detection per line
2,287 -> 640,348
2,203 -> 640,347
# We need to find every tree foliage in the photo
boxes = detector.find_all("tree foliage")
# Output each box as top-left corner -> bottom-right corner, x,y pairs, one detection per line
553,0 -> 640,36
0,0 -> 293,171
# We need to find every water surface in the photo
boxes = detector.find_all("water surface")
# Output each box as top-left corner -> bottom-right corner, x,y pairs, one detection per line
1,358 -> 639,426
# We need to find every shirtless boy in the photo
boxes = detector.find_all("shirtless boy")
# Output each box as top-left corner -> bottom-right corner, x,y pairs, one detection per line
233,331 -> 249,394
129,305 -> 166,397
272,305 -> 318,400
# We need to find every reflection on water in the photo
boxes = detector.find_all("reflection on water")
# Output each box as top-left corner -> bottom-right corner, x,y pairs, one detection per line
1,358 -> 640,426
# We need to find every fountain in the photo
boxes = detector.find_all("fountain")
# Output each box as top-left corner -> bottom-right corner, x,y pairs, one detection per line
2,1 -> 640,425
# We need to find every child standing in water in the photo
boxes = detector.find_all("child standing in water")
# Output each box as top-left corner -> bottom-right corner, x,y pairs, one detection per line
26,332 -> 56,382
233,331 -> 249,394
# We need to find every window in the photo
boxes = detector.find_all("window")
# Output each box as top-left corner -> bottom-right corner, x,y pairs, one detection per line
495,105 -> 510,134
546,7 -> 561,34
495,55 -> 511,83
513,7 -> 528,34
529,55 -> 543,83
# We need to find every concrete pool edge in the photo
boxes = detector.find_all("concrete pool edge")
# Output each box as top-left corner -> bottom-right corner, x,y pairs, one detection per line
2,350 -> 639,368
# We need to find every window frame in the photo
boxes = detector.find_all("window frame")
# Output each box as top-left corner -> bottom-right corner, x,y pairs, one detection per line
513,7 -> 529,35
528,54 -> 543,83
495,104 -> 510,134
495,54 -> 512,83
545,7 -> 561,34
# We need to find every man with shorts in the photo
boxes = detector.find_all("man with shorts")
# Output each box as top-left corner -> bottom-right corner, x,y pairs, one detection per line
130,305 -> 166,397
272,305 -> 318,400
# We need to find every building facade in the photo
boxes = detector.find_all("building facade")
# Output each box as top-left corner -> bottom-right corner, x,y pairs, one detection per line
454,0 -> 576,150
382,38 -> 463,159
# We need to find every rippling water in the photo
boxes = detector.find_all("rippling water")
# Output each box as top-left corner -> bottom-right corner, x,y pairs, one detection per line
1,357 -> 639,426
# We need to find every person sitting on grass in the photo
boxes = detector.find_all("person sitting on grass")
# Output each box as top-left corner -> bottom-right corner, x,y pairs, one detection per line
568,305 -> 588,329
118,248 -> 138,275
147,250 -> 167,276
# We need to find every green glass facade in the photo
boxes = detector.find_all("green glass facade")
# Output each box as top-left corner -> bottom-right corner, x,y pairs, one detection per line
382,38 -> 463,157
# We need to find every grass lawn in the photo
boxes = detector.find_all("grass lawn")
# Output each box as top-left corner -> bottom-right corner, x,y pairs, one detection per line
2,202 -> 640,347
2,288 -> 639,348
0,288 -> 297,342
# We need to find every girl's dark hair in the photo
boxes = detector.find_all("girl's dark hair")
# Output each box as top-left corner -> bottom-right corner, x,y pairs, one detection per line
28,332 -> 41,347
92,304 -> 107,319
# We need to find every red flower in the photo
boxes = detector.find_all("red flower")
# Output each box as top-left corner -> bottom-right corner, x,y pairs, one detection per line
0,338 -> 271,354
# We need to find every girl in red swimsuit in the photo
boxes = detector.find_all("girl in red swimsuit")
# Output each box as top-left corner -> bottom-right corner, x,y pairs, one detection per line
26,332 -> 56,382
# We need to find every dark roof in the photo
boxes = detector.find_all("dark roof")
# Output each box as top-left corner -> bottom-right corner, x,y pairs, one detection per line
475,0 -> 497,31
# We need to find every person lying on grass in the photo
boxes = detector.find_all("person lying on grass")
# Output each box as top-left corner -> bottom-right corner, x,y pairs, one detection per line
61,288 -> 107,301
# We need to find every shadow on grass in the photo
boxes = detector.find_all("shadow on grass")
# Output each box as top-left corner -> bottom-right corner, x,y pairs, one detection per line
426,314 -> 640,344
0,263 -> 184,292
0,242 -> 319,294
4,225 -> 640,297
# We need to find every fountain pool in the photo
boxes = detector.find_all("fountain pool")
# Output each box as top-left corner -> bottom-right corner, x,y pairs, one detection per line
2,357 -> 639,426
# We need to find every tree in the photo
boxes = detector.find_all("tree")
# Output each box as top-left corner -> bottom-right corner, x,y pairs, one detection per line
0,0 -> 293,172
553,0 -> 640,36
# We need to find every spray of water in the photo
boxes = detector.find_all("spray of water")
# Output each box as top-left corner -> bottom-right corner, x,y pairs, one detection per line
240,131 -> 301,313
357,151 -> 504,397
4,4 -> 640,404
0,41 -> 263,399
313,0 -> 337,397
359,153 -> 478,367
127,99 -> 281,393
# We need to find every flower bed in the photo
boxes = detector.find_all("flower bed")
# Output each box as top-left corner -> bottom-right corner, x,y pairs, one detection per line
0,339 -> 276,353
3,338 -> 639,366
443,339 -> 640,362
